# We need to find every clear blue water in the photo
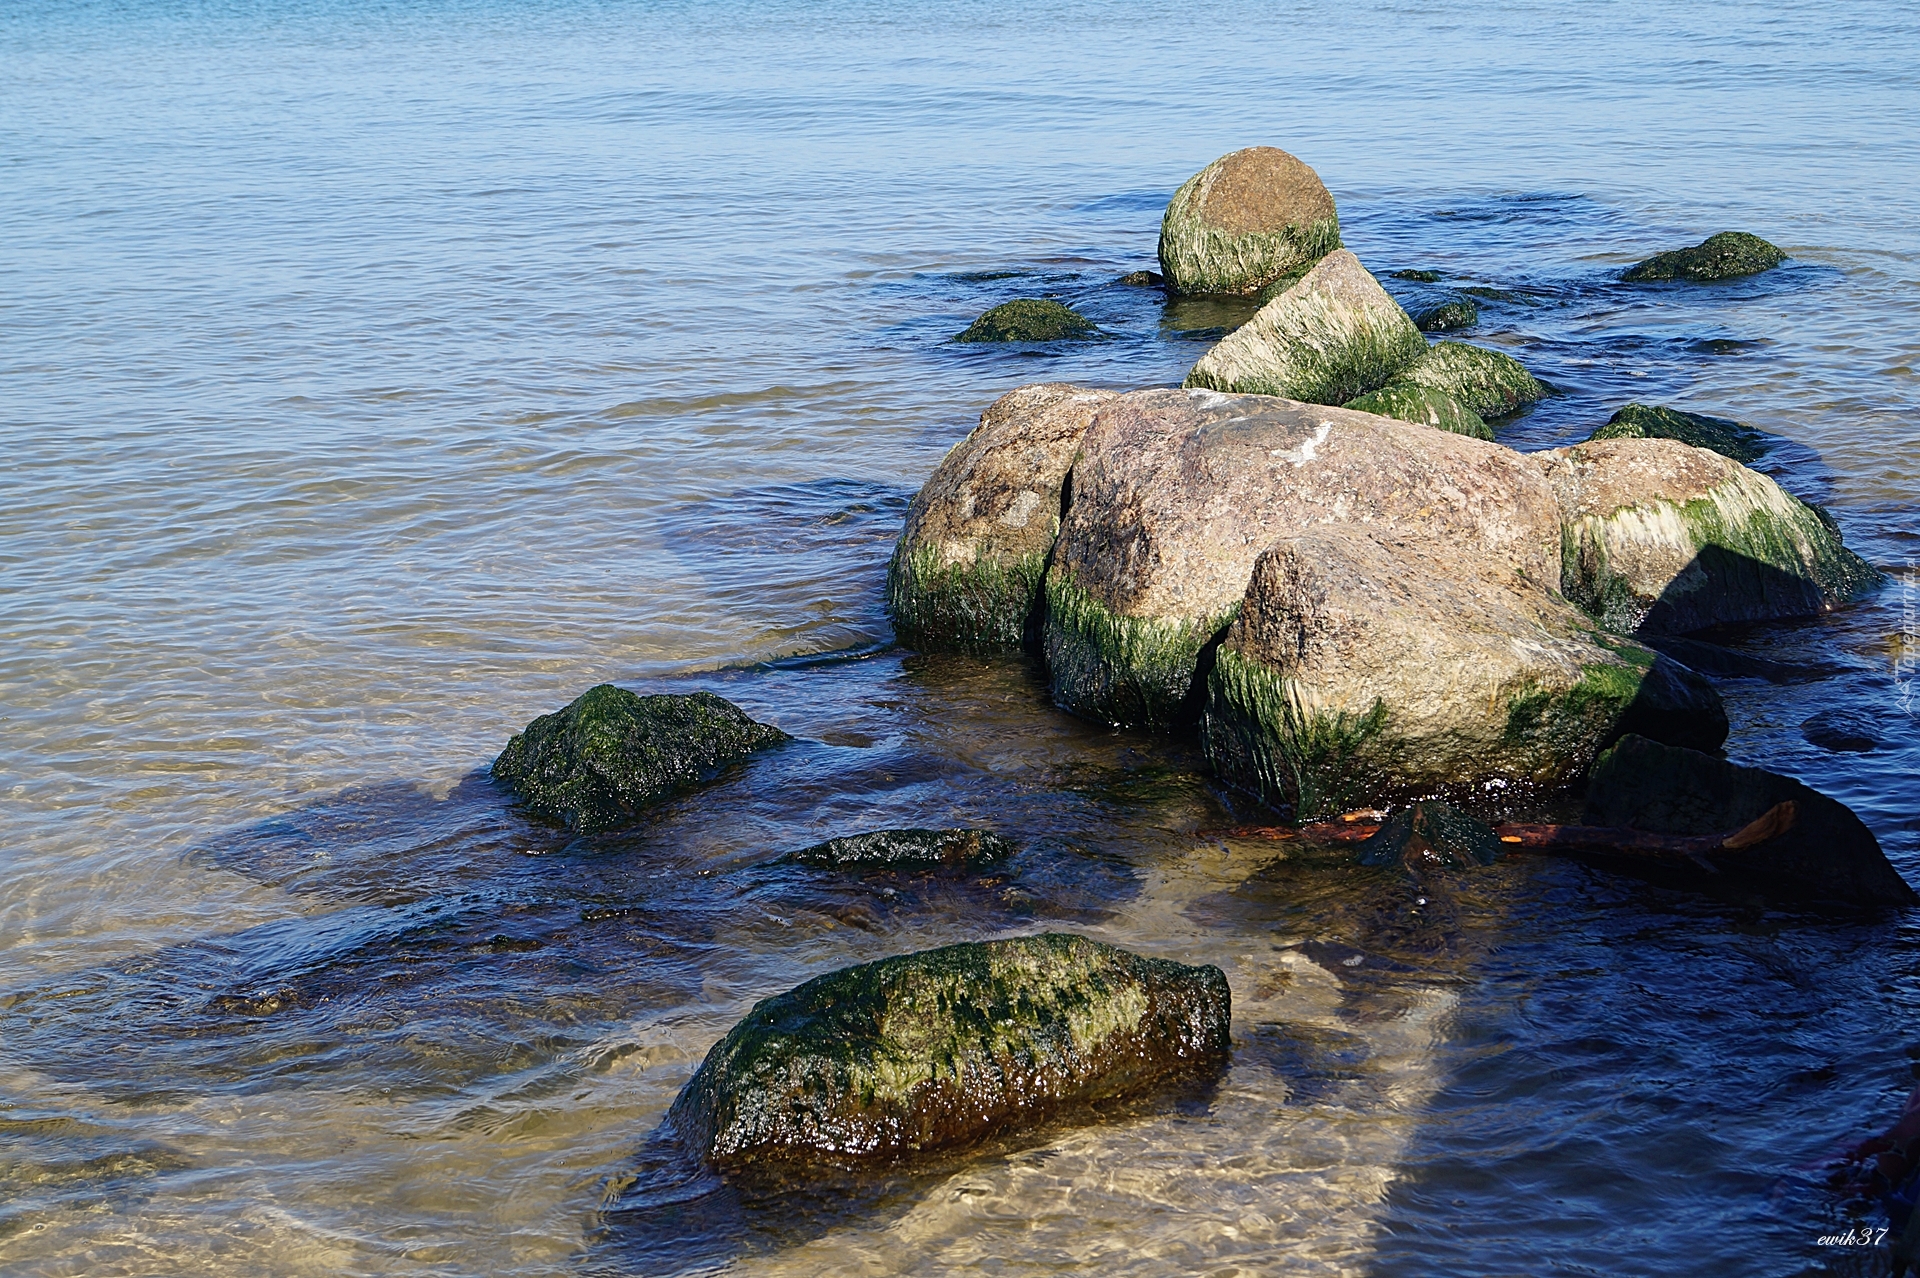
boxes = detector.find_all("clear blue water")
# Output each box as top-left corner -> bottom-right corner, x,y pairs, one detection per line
2,2 -> 1918,1274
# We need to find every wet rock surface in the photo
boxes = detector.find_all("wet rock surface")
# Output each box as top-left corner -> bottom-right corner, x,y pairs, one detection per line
1182,249 -> 1425,403
954,298 -> 1101,342
666,933 -> 1231,1168
779,827 -> 1019,870
1587,402 -> 1771,463
1157,146 -> 1341,296
1354,801 -> 1504,870
888,383 -> 1117,649
1340,381 -> 1490,439
1801,708 -> 1880,753
1622,230 -> 1787,282
1583,735 -> 1917,908
1389,340 -> 1547,419
1411,296 -> 1479,332
492,685 -> 790,833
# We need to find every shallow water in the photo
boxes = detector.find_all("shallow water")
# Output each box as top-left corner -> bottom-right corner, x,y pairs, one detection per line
3,1 -> 1919,1274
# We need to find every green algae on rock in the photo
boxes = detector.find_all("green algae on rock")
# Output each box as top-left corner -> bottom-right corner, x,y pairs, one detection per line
1411,297 -> 1478,333
1391,268 -> 1443,283
1046,389 -> 1566,734
1341,382 -> 1491,440
1201,526 -> 1725,819
1117,269 -> 1164,287
1392,340 -> 1547,418
1157,146 -> 1342,296
780,827 -> 1018,871
1182,250 -> 1426,404
889,383 -> 1118,650
1541,437 -> 1884,634
1622,231 -> 1786,283
953,298 -> 1101,343
1584,735 -> 1917,908
492,685 -> 789,833
667,933 -> 1232,1168
1586,402 -> 1770,463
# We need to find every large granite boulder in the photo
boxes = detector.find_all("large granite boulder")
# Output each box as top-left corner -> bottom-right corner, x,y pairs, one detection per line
1157,146 -> 1342,297
1045,389 -> 1564,731
1182,250 -> 1426,404
1203,525 -> 1726,818
1583,735 -> 1917,908
493,685 -> 789,833
668,934 -> 1231,1168
954,299 -> 1101,343
1585,402 -> 1769,463
889,383 -> 1118,649
1540,437 -> 1883,634
1622,231 -> 1786,283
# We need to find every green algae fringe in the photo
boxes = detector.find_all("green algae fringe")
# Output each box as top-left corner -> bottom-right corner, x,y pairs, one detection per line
887,540 -> 1047,651
1044,571 -> 1236,731
1342,382 -> 1492,440
954,298 -> 1101,343
1202,647 -> 1397,819
1587,403 -> 1769,463
1395,341 -> 1546,418
1157,184 -> 1342,296
1182,290 -> 1427,405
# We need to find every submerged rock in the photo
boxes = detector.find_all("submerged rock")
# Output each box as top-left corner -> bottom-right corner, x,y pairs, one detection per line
1586,403 -> 1770,464
1182,250 -> 1426,404
780,828 -> 1019,871
493,686 -> 789,833
1391,268 -> 1443,283
1117,269 -> 1164,287
667,933 -> 1231,1168
1046,389 -> 1564,731
888,383 -> 1118,649
954,299 -> 1100,343
1202,525 -> 1726,818
1583,735 -> 1917,908
1801,708 -> 1879,753
1622,231 -> 1786,283
1389,341 -> 1547,419
1340,382 -> 1490,440
1157,146 -> 1342,296
1354,801 -> 1503,870
1411,297 -> 1479,333
1542,437 -> 1883,634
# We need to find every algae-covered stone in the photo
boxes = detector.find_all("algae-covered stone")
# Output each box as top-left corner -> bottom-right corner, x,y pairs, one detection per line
889,383 -> 1118,649
1354,801 -> 1503,870
1587,403 -> 1769,464
1622,231 -> 1786,283
780,828 -> 1018,871
1411,297 -> 1478,333
1392,341 -> 1547,419
493,685 -> 789,833
1202,526 -> 1725,818
1341,382 -> 1491,440
668,933 -> 1231,1168
1046,389 -> 1564,731
1391,269 -> 1443,283
1157,146 -> 1342,297
1182,250 -> 1425,404
954,299 -> 1100,343
1117,270 -> 1165,287
1584,735 -> 1917,908
1541,437 -> 1884,634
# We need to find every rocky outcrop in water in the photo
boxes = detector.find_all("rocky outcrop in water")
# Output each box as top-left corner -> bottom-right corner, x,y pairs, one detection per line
1182,250 -> 1426,404
1202,524 -> 1726,818
1586,402 -> 1769,463
888,383 -> 1117,649
954,299 -> 1101,342
1045,389 -> 1566,731
1411,296 -> 1478,332
667,933 -> 1231,1168
1583,735 -> 1917,908
1622,231 -> 1786,282
1353,801 -> 1503,870
1157,146 -> 1342,296
780,828 -> 1018,870
492,685 -> 789,833
1541,437 -> 1882,634
1339,382 -> 1490,439
1383,340 -> 1547,419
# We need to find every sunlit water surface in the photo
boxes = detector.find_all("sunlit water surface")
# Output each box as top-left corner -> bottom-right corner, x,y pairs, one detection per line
3,2 -> 1919,1274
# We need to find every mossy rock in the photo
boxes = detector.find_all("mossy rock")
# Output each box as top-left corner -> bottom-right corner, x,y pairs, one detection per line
1587,403 -> 1769,463
1394,341 -> 1547,419
780,828 -> 1018,871
1158,147 -> 1342,297
1044,568 -> 1235,732
1622,231 -> 1786,283
1342,382 -> 1491,440
954,299 -> 1100,343
1411,297 -> 1478,333
1355,801 -> 1503,870
1182,250 -> 1426,404
1391,269 -> 1443,283
492,685 -> 789,833
1117,270 -> 1164,287
668,934 -> 1232,1168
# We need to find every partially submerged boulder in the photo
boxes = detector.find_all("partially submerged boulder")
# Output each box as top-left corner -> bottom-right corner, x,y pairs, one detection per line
1583,735 -> 1917,908
1202,525 -> 1726,818
1411,297 -> 1478,332
888,383 -> 1118,649
668,933 -> 1231,1168
1622,231 -> 1786,283
1340,382 -> 1490,440
1046,389 -> 1565,731
1541,437 -> 1883,634
1182,250 -> 1426,404
1158,146 -> 1342,296
954,299 -> 1100,343
493,685 -> 789,833
1587,403 -> 1770,464
780,828 -> 1018,871
1801,709 -> 1879,753
1388,341 -> 1547,419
